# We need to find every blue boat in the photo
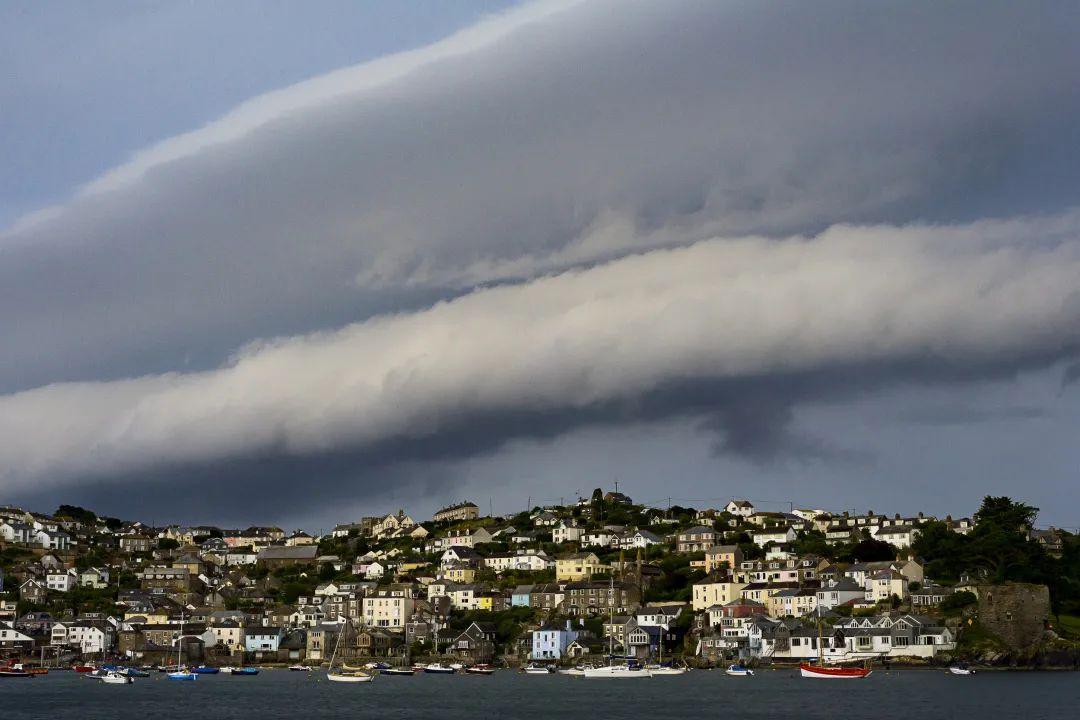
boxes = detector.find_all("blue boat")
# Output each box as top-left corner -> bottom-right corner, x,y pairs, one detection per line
223,667 -> 259,676
194,666 -> 220,674
121,667 -> 150,678
167,671 -> 198,681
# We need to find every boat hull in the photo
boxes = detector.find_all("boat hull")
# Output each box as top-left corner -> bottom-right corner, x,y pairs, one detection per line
167,672 -> 198,681
327,672 -> 374,683
380,668 -> 415,676
799,663 -> 872,679
101,673 -> 133,685
582,666 -> 652,678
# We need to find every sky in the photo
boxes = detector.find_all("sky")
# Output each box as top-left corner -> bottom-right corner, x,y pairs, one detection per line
2,0 -> 1079,531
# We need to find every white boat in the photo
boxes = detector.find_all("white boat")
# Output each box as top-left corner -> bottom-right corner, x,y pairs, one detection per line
288,665 -> 312,672
582,575 -> 652,679
166,610 -> 197,681
380,667 -> 416,676
327,671 -> 375,683
582,664 -> 652,678
948,665 -> 975,675
645,664 -> 686,676
559,664 -> 593,676
100,671 -> 133,685
423,663 -> 457,674
725,664 -> 754,677
521,663 -> 555,674
645,626 -> 687,675
325,617 -> 374,684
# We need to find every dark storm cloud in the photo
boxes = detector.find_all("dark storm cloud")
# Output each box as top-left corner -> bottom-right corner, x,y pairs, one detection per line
3,0 -> 1080,391
3,1 -> 1080,521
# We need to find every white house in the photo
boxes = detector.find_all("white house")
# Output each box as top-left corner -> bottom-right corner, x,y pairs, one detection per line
0,621 -> 34,650
531,621 -> 579,660
483,550 -> 553,574
362,593 -> 414,629
867,570 -> 909,602
210,622 -> 245,652
36,529 -> 72,551
725,500 -> 756,518
552,521 -> 584,545
46,569 -> 78,593
446,584 -> 482,610
815,579 -> 866,610
635,604 -> 684,630
0,521 -> 35,544
245,627 -> 285,654
751,528 -> 797,547
79,567 -> 110,589
51,621 -> 112,654
615,530 -> 663,549
580,530 -> 615,548
872,524 -> 919,549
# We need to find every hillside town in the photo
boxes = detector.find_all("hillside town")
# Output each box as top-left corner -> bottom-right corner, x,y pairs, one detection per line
0,492 -> 1075,671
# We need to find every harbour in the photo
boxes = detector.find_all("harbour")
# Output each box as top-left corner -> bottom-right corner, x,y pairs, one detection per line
1,666 -> 1076,719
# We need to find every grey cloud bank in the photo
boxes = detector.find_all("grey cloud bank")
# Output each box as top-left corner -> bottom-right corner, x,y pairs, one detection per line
2,214 -> 1079,489
2,0 -> 1080,523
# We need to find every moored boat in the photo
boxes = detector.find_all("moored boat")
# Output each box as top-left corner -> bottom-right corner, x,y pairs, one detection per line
799,662 -> 872,679
559,664 -> 593,676
948,664 -> 975,675
288,664 -> 312,672
324,617 -> 374,684
221,666 -> 259,676
121,667 -> 150,678
582,664 -> 651,678
521,662 -> 555,674
464,664 -> 495,675
194,666 -> 220,674
423,662 -> 457,674
645,664 -> 686,676
725,663 -> 754,677
800,611 -> 872,679
0,668 -> 33,678
167,669 -> 198,681
380,667 -> 416,676
100,671 -> 134,685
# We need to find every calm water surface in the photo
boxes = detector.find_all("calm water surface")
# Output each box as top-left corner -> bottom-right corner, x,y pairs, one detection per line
2,667 -> 1077,719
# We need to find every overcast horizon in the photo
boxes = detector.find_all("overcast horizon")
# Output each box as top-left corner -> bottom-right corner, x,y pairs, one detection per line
3,0 -> 1080,531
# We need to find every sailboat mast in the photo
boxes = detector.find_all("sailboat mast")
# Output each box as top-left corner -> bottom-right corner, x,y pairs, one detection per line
177,610 -> 184,668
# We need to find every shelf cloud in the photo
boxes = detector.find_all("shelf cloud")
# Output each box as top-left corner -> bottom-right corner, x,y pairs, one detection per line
3,213 -> 1079,496
3,0 -> 1080,518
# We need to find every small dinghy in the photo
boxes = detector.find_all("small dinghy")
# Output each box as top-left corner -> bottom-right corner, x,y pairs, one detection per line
725,664 -> 754,677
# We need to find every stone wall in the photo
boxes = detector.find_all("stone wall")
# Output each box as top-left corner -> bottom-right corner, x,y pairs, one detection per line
976,582 -> 1049,650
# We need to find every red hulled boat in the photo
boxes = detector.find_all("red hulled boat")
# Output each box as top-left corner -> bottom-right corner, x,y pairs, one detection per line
799,662 -> 872,679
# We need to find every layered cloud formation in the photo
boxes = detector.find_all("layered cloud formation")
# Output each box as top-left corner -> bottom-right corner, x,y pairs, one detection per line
3,212 -> 1079,492
3,0 -> 1080,519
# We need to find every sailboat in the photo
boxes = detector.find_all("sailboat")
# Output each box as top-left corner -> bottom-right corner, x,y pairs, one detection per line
645,629 -> 686,675
799,611 -> 871,679
582,575 -> 651,679
167,611 -> 197,681
326,619 -> 374,683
